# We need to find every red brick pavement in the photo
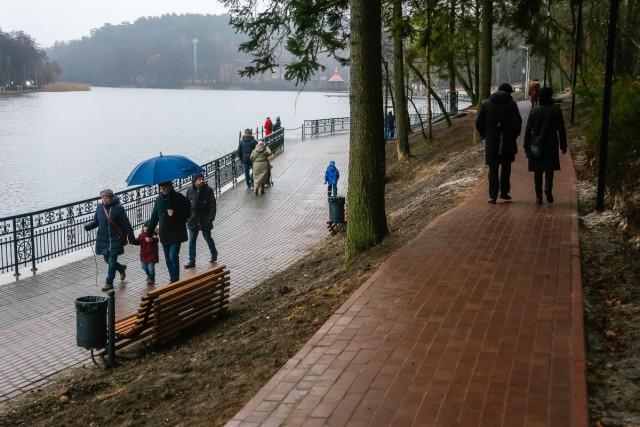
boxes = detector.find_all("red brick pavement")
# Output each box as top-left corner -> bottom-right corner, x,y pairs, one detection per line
0,135 -> 350,406
227,103 -> 589,426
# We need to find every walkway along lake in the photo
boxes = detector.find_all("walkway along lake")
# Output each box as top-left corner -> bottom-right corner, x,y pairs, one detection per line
0,87 -> 350,217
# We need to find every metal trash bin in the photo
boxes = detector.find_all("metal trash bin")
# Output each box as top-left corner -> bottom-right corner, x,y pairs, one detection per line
328,196 -> 345,223
75,296 -> 107,349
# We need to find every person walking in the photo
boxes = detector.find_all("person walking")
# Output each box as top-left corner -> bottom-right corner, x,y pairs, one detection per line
385,111 -> 395,139
529,79 -> 541,108
238,128 -> 258,189
524,86 -> 568,205
84,189 -> 138,292
146,181 -> 190,284
475,82 -> 523,204
184,172 -> 218,268
264,116 -> 273,136
324,160 -> 340,197
250,141 -> 272,195
137,221 -> 159,286
272,116 -> 282,132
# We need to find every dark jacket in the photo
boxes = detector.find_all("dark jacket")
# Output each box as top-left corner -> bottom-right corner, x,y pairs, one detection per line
186,180 -> 217,231
272,118 -> 281,132
146,189 -> 190,245
238,136 -> 258,165
524,102 -> 567,172
84,196 -> 136,256
475,91 -> 523,165
386,112 -> 395,130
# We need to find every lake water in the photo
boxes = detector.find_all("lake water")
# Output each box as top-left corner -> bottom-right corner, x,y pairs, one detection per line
0,87 -> 350,217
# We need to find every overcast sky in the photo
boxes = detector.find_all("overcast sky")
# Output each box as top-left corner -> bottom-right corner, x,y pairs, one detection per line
1,0 -> 229,48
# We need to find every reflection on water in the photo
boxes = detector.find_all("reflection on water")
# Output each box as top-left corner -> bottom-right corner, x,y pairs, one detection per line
0,88 -> 350,217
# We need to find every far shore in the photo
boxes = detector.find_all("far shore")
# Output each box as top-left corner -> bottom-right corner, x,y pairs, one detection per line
41,82 -> 91,92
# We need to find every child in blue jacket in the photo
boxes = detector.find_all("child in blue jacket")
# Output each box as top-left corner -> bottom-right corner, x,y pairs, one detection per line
324,160 -> 340,197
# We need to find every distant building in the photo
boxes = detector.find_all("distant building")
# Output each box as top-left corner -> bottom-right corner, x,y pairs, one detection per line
328,68 -> 345,91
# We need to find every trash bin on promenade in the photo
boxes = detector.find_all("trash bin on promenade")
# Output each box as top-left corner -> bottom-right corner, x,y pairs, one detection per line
75,296 -> 107,349
328,196 -> 345,223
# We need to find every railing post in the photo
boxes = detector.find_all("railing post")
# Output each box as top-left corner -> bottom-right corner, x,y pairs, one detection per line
232,154 -> 237,184
302,122 -> 305,141
107,289 -> 116,368
12,218 -> 20,281
214,160 -> 221,194
29,214 -> 37,276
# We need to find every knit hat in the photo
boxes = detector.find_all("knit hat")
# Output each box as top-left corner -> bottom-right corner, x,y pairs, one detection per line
193,172 -> 204,181
158,181 -> 173,187
329,160 -> 335,165
497,83 -> 514,93
100,189 -> 114,198
244,128 -> 253,135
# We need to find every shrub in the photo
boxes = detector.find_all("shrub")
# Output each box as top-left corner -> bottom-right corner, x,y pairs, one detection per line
578,77 -> 640,203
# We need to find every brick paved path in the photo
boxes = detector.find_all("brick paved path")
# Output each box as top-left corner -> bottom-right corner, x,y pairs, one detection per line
227,102 -> 589,426
0,135 -> 350,405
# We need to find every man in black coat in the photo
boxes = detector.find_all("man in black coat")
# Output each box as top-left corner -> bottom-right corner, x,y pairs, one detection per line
146,181 -> 190,283
238,128 -> 258,188
475,82 -> 523,204
184,172 -> 218,268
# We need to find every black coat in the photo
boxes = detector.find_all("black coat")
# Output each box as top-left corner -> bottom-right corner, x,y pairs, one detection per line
475,91 -> 523,165
238,136 -> 258,165
146,190 -> 190,245
84,197 -> 136,256
524,103 -> 567,172
186,182 -> 216,231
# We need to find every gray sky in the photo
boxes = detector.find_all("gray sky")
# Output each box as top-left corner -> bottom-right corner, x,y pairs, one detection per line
1,0 -> 229,48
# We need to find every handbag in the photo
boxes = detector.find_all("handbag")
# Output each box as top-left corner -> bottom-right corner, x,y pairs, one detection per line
103,206 -> 128,246
529,135 -> 544,160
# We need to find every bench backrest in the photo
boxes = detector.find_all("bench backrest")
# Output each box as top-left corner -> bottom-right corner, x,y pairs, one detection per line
114,265 -> 230,348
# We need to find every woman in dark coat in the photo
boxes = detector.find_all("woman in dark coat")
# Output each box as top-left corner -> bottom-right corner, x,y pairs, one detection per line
84,189 -> 137,291
524,86 -> 568,205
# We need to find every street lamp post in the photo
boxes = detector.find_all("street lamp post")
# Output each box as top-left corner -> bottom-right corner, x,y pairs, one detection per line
192,38 -> 199,83
519,45 -> 530,98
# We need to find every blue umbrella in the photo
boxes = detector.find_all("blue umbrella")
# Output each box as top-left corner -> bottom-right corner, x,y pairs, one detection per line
126,153 -> 204,185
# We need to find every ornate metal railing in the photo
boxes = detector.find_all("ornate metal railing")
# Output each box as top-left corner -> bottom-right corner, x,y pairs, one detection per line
301,117 -> 351,140
0,129 -> 285,280
409,91 -> 472,131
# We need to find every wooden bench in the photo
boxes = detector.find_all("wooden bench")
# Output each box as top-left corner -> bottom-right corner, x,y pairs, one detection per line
109,265 -> 230,351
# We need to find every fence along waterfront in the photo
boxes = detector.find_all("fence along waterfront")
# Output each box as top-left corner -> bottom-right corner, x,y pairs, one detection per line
0,129 -> 284,280
0,92 -> 470,280
300,91 -> 469,140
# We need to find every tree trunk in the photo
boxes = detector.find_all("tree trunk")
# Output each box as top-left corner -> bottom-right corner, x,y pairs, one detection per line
425,5 -> 433,140
345,0 -> 388,264
448,0 -> 457,113
479,0 -> 493,102
393,0 -> 410,160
